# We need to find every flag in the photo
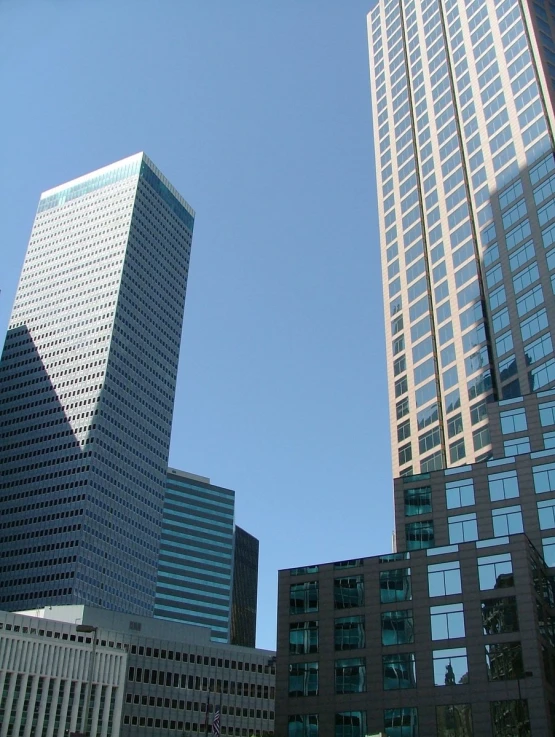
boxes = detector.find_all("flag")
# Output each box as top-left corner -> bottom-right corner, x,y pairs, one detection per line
212,706 -> 221,736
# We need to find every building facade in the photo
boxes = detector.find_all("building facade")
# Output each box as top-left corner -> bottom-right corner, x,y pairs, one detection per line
0,154 -> 194,615
368,0 -> 555,475
231,526 -> 259,648
154,469 -> 236,641
2,606 -> 275,737
154,469 -> 260,648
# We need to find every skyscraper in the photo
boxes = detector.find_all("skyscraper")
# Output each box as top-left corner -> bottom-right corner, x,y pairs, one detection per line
154,468 -> 260,647
231,525 -> 260,648
368,0 -> 555,476
0,153 -> 194,614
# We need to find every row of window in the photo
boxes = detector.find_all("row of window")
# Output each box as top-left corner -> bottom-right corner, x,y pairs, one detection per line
288,700 -> 528,737
290,639 -> 525,695
290,594 -> 519,654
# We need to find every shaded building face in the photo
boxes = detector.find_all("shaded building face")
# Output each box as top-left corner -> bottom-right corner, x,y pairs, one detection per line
368,0 -> 555,476
0,154 -> 194,614
231,525 -> 260,648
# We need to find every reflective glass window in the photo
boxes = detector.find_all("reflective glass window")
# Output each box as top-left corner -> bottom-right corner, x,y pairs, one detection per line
430,602 -> 465,641
433,647 -> 468,686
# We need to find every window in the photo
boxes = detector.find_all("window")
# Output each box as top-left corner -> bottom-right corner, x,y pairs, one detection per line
448,513 -> 478,543
288,715 -> 318,737
488,470 -> 519,501
486,642 -> 523,680
428,561 -> 462,597
447,413 -> 463,438
436,704 -> 473,737
406,520 -> 435,550
290,582 -> 318,614
503,437 -> 530,456
490,701 -> 530,737
289,662 -> 318,696
534,463 -> 555,493
430,603 -> 465,640
543,537 -> 555,567
446,478 -> 474,509
538,499 -> 555,530
450,438 -> 466,464
539,400 -> 555,427
384,708 -> 418,737
289,621 -> 318,654
382,653 -> 416,689
481,596 -> 519,635
381,610 -> 414,645
492,505 -> 523,536
433,647 -> 468,686
334,576 -> 364,609
399,443 -> 413,467
404,486 -> 431,516
335,658 -> 366,694
335,616 -> 365,651
380,568 -> 412,603
478,553 -> 514,590
473,426 -> 490,451
335,712 -> 366,737
500,407 -> 527,434
398,420 -> 411,442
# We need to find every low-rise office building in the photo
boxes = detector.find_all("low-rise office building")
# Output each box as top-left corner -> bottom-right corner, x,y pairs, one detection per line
1,605 -> 275,737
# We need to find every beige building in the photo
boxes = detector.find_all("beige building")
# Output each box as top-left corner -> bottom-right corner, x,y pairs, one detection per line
368,0 -> 555,476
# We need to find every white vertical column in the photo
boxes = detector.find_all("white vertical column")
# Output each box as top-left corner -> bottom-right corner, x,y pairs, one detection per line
11,673 -> 29,736
56,678 -> 72,737
34,676 -> 50,737
100,686 -> 112,737
69,680 -> 83,734
0,673 -> 17,737
23,675 -> 40,737
45,677 -> 61,737
90,684 -> 102,737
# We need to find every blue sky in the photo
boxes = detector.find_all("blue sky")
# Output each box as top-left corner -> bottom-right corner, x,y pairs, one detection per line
1,0 -> 391,649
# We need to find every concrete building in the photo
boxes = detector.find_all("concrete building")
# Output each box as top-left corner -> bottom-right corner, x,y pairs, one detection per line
0,154 -> 194,615
1,605 -> 275,737
154,469 -> 259,648
368,0 -> 555,475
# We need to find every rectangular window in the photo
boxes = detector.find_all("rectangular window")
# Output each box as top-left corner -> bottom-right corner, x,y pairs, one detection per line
473,425 -> 490,451
334,576 -> 364,609
500,407 -> 527,434
335,712 -> 366,737
448,513 -> 478,543
543,537 -> 555,567
436,705 -> 472,737
521,308 -> 548,341
381,610 -> 414,646
382,653 -> 416,690
481,596 -> 519,635
335,616 -> 365,651
478,553 -> 514,590
446,478 -> 474,509
430,602 -> 465,640
288,662 -> 318,696
492,505 -> 523,536
533,462 -> 555,493
404,486 -> 432,516
290,582 -> 318,614
525,332 -> 553,364
289,715 -> 319,737
538,498 -> 555,530
380,568 -> 412,603
335,658 -> 366,694
516,284 -> 543,316
419,426 -> 441,454
486,642 -> 523,680
406,521 -> 435,550
384,708 -> 418,737
503,437 -> 530,456
539,400 -> 555,427
289,621 -> 318,655
491,701 -> 530,737
489,470 -> 519,501
428,560 -> 462,597
433,647 -> 468,686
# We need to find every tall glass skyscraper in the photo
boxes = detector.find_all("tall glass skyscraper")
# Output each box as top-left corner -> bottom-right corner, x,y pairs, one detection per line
0,153 -> 194,614
368,0 -> 555,476
154,468 -> 260,647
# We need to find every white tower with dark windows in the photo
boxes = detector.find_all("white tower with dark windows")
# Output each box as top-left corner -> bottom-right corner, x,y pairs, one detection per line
0,153 -> 194,614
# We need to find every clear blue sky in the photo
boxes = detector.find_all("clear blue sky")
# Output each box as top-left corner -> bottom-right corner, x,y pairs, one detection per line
1,0 -> 392,650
